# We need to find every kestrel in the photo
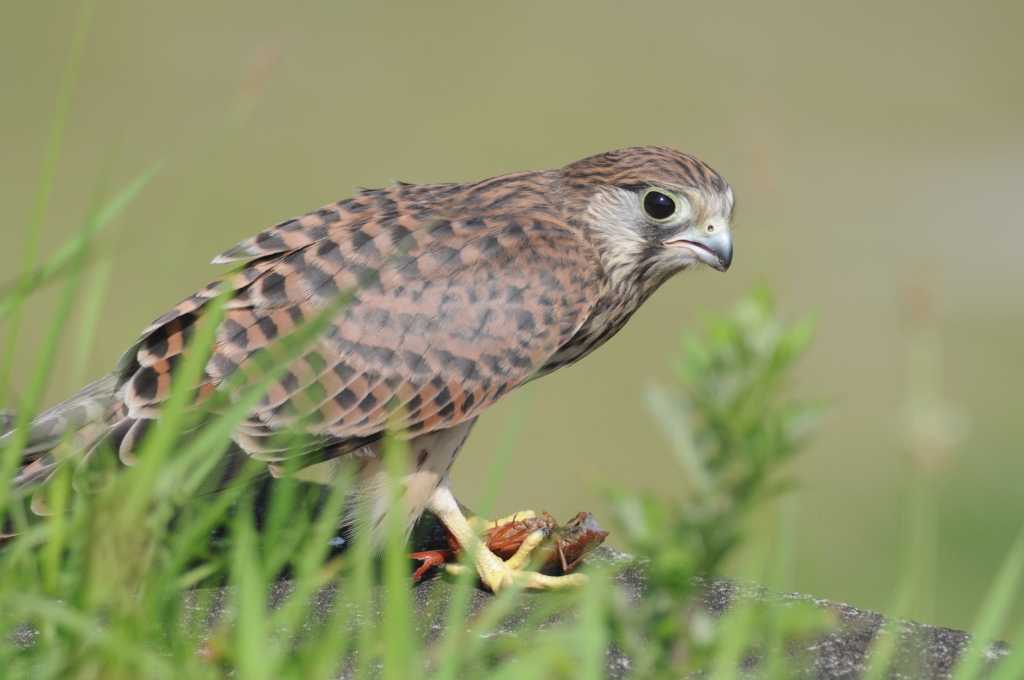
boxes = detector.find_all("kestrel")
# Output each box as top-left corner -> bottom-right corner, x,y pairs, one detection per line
9,146 -> 733,591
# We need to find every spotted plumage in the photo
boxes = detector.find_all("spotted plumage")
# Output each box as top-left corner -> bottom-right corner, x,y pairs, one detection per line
5,146 -> 734,590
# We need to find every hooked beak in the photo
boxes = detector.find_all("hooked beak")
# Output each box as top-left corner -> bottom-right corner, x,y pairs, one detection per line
664,226 -> 733,272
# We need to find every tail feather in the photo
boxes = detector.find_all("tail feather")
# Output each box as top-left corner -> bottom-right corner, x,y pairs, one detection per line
0,373 -> 119,464
3,375 -> 124,506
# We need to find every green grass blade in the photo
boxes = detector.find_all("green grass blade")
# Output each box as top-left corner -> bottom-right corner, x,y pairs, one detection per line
381,438 -> 414,680
987,621 -> 1024,680
950,523 -> 1024,680
0,0 -> 95,407
863,468 -> 941,680
350,490 -> 378,680
38,465 -> 73,594
0,593 -> 175,676
710,546 -> 765,680
0,162 -> 162,507
265,472 -> 352,642
433,390 -> 532,680
63,130 -> 124,395
860,589 -> 913,680
150,47 -> 280,305
0,158 -> 162,327
575,572 -> 609,680
474,389 -> 532,521
232,495 -> 275,680
762,497 -> 800,680
123,288 -> 228,516
0,157 -> 160,328
66,218 -> 122,393
642,382 -> 710,496
475,645 -> 561,680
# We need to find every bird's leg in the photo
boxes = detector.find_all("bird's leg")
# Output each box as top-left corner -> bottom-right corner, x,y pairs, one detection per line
427,483 -> 587,592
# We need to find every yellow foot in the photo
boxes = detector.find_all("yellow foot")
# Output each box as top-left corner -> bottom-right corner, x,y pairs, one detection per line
445,528 -> 588,592
431,489 -> 586,592
468,509 -> 536,533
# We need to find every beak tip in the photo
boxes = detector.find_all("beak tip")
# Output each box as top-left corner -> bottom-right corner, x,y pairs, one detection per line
715,236 -> 733,272
710,239 -> 732,273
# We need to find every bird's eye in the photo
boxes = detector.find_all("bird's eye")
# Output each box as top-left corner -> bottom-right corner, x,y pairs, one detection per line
643,190 -> 677,221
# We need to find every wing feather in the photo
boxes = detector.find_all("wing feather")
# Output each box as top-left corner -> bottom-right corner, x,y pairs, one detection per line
72,179 -> 599,477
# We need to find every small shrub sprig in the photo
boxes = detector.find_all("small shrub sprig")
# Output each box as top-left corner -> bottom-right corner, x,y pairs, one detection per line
604,287 -> 828,677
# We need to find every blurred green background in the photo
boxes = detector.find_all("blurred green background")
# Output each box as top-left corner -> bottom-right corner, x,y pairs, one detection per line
1,1 -> 1022,635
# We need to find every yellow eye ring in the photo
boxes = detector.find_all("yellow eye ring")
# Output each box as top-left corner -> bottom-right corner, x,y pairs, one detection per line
642,189 -> 678,222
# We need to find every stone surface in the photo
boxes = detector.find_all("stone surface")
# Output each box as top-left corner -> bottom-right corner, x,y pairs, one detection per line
693,571 -> 1007,680
176,547 -> 1008,679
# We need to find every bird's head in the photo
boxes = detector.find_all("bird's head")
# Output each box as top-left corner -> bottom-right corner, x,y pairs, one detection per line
557,146 -> 734,290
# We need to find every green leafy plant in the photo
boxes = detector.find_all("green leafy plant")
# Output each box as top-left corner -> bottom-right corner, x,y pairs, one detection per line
603,286 -> 829,677
634,286 -> 822,571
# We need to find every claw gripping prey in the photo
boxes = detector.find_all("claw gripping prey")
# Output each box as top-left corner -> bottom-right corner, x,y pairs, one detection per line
409,511 -> 609,582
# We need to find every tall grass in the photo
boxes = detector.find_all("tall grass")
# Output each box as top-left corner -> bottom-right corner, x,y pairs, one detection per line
0,0 -> 95,408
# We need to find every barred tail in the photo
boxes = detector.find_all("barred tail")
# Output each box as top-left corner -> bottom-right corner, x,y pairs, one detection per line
3,373 -> 124,495
1,373 -> 119,463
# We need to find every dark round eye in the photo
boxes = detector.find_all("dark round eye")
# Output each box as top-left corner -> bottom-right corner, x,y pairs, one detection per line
643,191 -> 677,221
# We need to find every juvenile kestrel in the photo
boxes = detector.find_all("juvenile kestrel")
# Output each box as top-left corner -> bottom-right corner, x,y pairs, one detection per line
9,146 -> 733,591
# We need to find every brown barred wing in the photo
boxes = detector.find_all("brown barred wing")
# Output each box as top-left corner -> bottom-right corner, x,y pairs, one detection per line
121,190 -> 598,467
212,216 -> 598,459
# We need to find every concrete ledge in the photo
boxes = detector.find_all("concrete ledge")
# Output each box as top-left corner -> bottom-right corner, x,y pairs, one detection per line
174,547 -> 1007,679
